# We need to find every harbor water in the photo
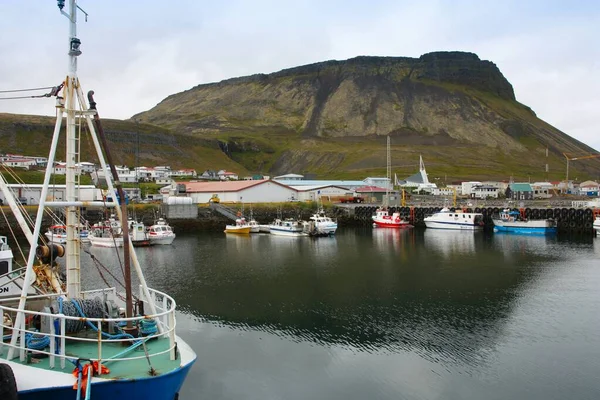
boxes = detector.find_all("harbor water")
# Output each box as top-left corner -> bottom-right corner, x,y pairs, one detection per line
80,228 -> 600,400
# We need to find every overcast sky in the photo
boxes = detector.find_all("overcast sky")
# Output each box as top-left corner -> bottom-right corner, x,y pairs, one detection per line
1,0 -> 598,151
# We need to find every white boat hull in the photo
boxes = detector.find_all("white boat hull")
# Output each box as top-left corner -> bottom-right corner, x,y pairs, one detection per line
149,234 -> 176,245
424,220 -> 482,230
88,236 -> 124,248
424,211 -> 484,230
269,227 -> 308,237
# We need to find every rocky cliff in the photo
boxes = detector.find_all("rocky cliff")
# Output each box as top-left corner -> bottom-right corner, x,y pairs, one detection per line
130,51 -> 600,180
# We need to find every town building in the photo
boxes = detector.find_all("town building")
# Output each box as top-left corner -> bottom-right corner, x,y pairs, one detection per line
175,179 -> 297,203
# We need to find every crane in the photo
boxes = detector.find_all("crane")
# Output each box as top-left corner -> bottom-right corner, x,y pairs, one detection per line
563,153 -> 600,193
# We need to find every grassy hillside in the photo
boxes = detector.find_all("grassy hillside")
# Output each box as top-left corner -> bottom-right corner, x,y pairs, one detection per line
0,113 -> 248,176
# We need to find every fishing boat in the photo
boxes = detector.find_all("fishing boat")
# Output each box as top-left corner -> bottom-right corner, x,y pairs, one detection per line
224,217 -> 252,234
371,136 -> 412,229
269,219 -> 308,237
372,207 -> 413,228
44,225 -> 67,244
128,219 -> 153,247
45,224 -> 90,244
424,207 -> 484,230
247,217 -> 260,233
148,218 -> 176,245
306,209 -> 338,236
0,2 -> 195,398
492,208 -> 557,234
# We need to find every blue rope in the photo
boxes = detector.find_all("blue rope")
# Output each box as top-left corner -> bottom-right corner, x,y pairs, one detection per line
69,298 -> 134,340
138,319 -> 157,336
25,332 -> 50,350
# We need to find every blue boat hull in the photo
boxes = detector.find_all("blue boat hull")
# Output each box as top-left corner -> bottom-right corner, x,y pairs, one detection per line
493,225 -> 557,235
18,361 -> 193,400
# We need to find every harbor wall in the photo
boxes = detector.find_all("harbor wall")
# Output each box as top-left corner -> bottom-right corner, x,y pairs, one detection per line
0,203 -> 597,240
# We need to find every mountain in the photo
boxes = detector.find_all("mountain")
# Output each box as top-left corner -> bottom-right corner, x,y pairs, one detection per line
0,114 -> 245,175
132,51 -> 600,182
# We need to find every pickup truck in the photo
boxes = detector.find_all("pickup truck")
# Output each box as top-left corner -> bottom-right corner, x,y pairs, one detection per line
339,196 -> 365,203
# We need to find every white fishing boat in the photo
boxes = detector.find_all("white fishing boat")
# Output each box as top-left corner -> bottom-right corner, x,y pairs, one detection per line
128,219 -> 153,247
248,218 -> 260,233
44,225 -> 67,244
0,2 -> 195,398
269,219 -> 308,237
424,207 -> 484,230
45,224 -> 90,244
492,208 -> 557,235
148,218 -> 176,245
307,209 -> 338,236
88,223 -> 123,248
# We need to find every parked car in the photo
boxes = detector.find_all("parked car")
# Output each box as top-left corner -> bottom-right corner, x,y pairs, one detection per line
17,197 -> 28,205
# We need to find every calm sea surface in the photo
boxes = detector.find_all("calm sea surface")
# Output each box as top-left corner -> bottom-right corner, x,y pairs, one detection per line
80,228 -> 600,400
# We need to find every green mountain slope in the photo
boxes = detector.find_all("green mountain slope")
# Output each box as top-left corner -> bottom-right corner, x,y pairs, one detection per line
0,114 -> 247,176
132,51 -> 600,182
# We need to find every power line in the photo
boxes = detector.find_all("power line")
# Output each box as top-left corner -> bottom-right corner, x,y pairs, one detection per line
0,86 -> 55,94
0,94 -> 52,100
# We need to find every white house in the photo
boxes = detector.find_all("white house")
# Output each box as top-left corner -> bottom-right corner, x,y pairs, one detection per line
2,157 -> 37,169
217,170 -> 239,181
578,180 -> 599,196
77,162 -> 96,174
92,166 -> 137,185
461,182 -> 482,197
274,173 -> 304,181
170,168 -> 197,178
531,182 -> 554,199
181,179 -> 297,203
431,188 -> 456,196
472,184 -> 499,199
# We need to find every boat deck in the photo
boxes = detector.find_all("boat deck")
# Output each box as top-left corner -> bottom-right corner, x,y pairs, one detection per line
1,335 -> 180,379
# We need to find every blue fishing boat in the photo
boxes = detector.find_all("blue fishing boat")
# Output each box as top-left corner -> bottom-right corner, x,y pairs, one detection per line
0,1 -> 196,398
492,208 -> 557,235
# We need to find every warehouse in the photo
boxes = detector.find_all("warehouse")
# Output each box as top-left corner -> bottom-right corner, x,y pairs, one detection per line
181,179 -> 297,203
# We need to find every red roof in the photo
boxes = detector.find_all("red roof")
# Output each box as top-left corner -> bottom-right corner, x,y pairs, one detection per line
183,179 -> 291,193
355,186 -> 389,193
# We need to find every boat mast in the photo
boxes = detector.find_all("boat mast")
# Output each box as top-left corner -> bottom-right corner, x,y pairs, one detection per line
61,0 -> 83,298
385,135 -> 391,207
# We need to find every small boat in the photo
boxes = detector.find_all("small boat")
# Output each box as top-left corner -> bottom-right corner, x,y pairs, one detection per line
593,216 -> 600,234
88,223 -> 124,248
148,218 -> 176,245
424,207 -> 484,230
492,208 -> 557,234
225,217 -> 252,234
128,219 -> 153,247
258,224 -> 271,233
44,225 -> 67,244
307,209 -> 338,236
248,218 -> 260,233
269,218 -> 308,237
45,224 -> 90,244
372,207 -> 412,229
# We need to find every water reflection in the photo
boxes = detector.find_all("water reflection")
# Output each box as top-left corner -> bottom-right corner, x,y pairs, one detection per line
76,230 -> 600,400
423,229 -> 477,258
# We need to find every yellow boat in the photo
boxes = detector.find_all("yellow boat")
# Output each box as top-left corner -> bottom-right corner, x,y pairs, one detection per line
224,217 -> 252,234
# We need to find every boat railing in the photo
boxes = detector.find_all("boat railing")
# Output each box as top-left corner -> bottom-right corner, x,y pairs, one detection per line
0,285 -> 177,371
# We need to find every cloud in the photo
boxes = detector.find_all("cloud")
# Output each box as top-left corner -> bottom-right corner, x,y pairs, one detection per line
0,0 -> 598,150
